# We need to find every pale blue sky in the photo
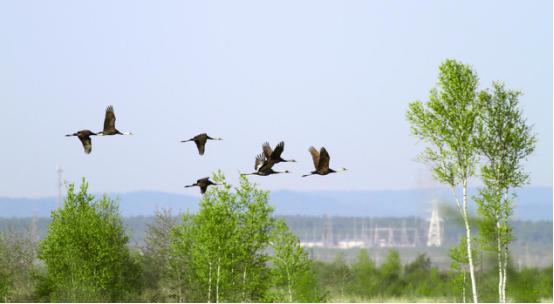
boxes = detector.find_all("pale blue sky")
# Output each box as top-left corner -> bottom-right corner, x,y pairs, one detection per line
0,0 -> 551,197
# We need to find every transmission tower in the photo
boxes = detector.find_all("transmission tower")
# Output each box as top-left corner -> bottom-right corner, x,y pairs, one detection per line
427,203 -> 443,247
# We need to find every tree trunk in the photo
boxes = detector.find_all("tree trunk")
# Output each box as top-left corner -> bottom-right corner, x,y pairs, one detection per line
286,266 -> 292,302
496,219 -> 504,303
502,243 -> 508,303
462,181 -> 478,303
242,267 -> 247,302
216,257 -> 221,303
208,262 -> 212,303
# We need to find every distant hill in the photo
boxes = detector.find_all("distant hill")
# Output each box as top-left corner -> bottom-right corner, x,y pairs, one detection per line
0,187 -> 551,220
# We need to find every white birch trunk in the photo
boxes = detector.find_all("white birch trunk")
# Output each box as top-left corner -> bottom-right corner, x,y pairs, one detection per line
286,265 -> 292,302
462,180 -> 478,303
208,262 -> 212,303
502,243 -> 508,303
242,267 -> 247,302
216,257 -> 221,303
497,220 -> 504,303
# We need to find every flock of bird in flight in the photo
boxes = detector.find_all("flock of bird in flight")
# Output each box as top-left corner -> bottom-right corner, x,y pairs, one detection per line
66,106 -> 348,194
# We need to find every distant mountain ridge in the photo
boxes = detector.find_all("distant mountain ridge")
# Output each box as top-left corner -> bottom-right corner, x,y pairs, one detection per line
0,187 -> 551,220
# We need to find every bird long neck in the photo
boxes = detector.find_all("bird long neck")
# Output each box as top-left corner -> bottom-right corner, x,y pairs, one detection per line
302,172 -> 315,177
241,172 -> 257,176
285,159 -> 296,162
120,131 -> 132,135
181,139 -> 193,143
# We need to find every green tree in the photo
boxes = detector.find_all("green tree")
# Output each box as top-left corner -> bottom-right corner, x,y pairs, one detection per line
38,179 -> 140,302
348,249 -> 378,299
168,212 -> 198,302
406,59 -> 482,302
475,81 -> 537,302
379,249 -> 403,297
449,238 -> 471,302
329,253 -> 352,300
169,172 -> 274,302
269,219 -> 313,302
0,235 -> 9,302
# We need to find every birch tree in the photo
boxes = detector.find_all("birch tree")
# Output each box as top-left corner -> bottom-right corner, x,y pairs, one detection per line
407,59 -> 482,302
269,219 -> 311,302
38,179 -> 140,302
475,82 -> 536,303
169,172 -> 274,302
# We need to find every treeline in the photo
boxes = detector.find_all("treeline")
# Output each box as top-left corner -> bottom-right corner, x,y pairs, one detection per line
0,176 -> 552,303
311,250 -> 552,302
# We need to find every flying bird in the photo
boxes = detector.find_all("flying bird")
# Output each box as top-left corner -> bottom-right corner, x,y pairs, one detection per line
65,130 -> 97,154
302,146 -> 347,177
181,133 -> 222,155
262,141 -> 296,164
97,105 -> 133,136
241,153 -> 290,176
184,177 -> 219,194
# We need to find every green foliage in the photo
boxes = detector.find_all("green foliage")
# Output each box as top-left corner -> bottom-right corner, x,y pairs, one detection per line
347,249 -> 378,299
406,59 -> 481,186
0,235 -> 9,302
38,179 -> 140,302
269,219 -> 321,302
168,171 -> 274,302
407,59 -> 486,302
474,81 -> 537,302
379,249 -> 403,297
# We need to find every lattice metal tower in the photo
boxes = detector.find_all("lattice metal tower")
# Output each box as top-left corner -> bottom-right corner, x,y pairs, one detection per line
427,204 -> 442,247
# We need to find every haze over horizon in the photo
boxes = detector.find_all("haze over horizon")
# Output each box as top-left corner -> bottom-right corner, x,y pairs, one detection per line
1,0 -> 551,197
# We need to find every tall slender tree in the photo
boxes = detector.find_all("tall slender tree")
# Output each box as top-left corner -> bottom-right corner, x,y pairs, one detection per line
407,59 -> 482,302
169,171 -> 274,303
475,82 -> 536,303
269,219 -> 311,302
38,179 -> 140,302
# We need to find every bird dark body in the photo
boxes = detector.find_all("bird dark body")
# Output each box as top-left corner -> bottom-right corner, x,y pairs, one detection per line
181,133 -> 222,155
262,141 -> 296,164
302,146 -> 347,177
65,130 -> 97,154
184,177 -> 218,194
241,153 -> 290,176
98,105 -> 132,136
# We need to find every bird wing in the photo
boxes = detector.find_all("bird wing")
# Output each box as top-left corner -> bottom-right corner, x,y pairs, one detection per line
255,154 -> 264,171
194,134 -> 208,155
318,147 -> 331,171
272,141 -> 285,159
308,146 -> 320,170
195,141 -> 206,155
200,185 -> 208,194
262,142 -> 273,158
197,177 -> 210,184
103,105 -> 116,132
78,134 -> 92,154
